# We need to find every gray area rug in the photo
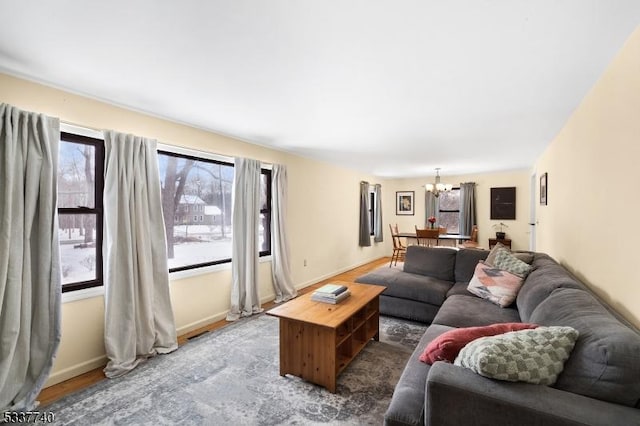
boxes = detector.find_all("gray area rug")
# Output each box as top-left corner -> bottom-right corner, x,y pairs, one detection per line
45,314 -> 426,425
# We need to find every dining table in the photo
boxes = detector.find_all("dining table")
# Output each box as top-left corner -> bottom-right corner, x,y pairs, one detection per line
396,232 -> 472,245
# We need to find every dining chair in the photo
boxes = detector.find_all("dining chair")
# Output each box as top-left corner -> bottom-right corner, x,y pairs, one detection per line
389,224 -> 406,266
415,226 -> 440,247
460,225 -> 481,249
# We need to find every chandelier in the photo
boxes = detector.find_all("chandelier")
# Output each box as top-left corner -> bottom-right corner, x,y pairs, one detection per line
425,168 -> 452,197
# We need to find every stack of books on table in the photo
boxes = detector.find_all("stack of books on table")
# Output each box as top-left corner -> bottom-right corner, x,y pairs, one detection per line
311,284 -> 351,304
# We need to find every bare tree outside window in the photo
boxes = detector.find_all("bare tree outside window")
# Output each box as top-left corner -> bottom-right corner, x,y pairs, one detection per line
158,151 -> 235,271
438,188 -> 461,233
58,133 -> 103,292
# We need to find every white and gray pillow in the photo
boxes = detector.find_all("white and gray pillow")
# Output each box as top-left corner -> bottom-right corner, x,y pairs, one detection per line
454,326 -> 579,385
493,249 -> 533,278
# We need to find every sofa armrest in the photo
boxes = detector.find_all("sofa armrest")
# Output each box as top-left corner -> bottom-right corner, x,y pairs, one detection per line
426,362 -> 640,426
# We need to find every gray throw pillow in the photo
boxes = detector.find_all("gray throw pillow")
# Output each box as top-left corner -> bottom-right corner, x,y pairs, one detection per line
512,250 -> 535,264
454,326 -> 579,385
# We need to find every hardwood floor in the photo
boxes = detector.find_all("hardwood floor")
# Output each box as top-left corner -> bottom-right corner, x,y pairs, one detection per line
37,257 -> 391,406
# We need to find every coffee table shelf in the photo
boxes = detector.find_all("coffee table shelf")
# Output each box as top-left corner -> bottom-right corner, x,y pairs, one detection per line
267,282 -> 386,393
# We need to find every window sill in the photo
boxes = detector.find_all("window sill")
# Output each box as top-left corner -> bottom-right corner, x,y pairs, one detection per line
62,285 -> 104,304
169,255 -> 272,281
60,256 -> 273,303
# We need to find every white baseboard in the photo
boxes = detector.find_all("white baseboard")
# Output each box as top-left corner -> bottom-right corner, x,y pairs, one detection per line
295,256 -> 384,290
175,292 -> 278,336
44,355 -> 107,388
43,257 -> 383,390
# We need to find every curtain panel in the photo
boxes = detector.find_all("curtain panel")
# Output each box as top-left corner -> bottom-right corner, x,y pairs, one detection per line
459,182 -> 477,236
0,104 -> 61,411
102,131 -> 177,378
359,181 -> 371,246
270,165 -> 297,303
373,184 -> 383,242
425,191 -> 440,226
227,157 -> 263,321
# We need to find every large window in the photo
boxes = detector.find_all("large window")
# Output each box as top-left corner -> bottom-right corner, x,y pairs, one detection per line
438,188 -> 460,234
57,133 -> 272,291
368,189 -> 376,236
58,132 -> 104,292
158,149 -> 271,272
259,169 -> 272,256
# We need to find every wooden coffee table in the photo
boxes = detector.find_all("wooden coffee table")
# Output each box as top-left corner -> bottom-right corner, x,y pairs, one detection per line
266,281 -> 386,393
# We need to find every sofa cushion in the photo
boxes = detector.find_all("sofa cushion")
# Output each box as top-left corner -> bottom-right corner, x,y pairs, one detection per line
356,265 -> 451,307
454,326 -> 579,385
511,250 -> 535,264
403,246 -> 457,282
387,273 -> 452,306
516,256 -> 585,321
433,295 -> 521,328
467,263 -> 524,308
529,288 -> 640,407
355,265 -> 404,287
493,250 -> 533,278
446,282 -> 473,297
384,324 -> 454,426
380,295 -> 441,324
454,248 -> 489,282
419,322 -> 539,364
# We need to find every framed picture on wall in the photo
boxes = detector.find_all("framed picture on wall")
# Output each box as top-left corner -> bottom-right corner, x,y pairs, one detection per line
396,191 -> 415,215
490,187 -> 516,220
540,173 -> 548,205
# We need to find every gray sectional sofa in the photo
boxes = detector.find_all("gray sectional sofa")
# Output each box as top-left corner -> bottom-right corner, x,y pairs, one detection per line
355,246 -> 640,426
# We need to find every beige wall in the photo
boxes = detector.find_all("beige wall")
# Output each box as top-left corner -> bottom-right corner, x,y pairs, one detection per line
4,22 -> 640,385
0,73 -> 388,386
385,170 -> 532,250
534,26 -> 640,328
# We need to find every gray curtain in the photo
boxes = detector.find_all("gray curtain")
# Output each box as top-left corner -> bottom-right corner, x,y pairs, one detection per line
0,104 -> 61,411
373,184 -> 383,242
459,182 -> 477,236
227,157 -> 263,320
359,181 -> 371,246
103,131 -> 177,378
425,190 -> 440,226
271,164 -> 297,303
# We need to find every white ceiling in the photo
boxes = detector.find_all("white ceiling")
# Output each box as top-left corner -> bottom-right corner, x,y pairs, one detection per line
1,1 -> 639,178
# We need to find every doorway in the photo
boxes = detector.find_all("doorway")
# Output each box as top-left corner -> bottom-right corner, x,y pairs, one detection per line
529,172 -> 537,251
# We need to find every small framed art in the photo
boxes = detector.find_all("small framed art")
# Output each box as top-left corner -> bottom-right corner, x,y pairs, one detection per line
396,191 -> 415,215
540,173 -> 548,205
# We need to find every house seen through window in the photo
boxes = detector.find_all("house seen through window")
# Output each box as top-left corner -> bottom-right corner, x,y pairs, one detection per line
157,149 -> 271,273
57,130 -> 272,291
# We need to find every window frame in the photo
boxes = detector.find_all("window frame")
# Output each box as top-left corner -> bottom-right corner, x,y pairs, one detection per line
157,147 -> 272,274
260,168 -> 272,257
368,188 -> 376,236
59,131 -> 105,293
438,187 -> 461,234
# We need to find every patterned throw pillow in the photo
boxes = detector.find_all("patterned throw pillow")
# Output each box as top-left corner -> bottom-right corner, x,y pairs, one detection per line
467,262 -> 524,307
454,326 -> 579,385
419,323 -> 539,364
493,249 -> 533,278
